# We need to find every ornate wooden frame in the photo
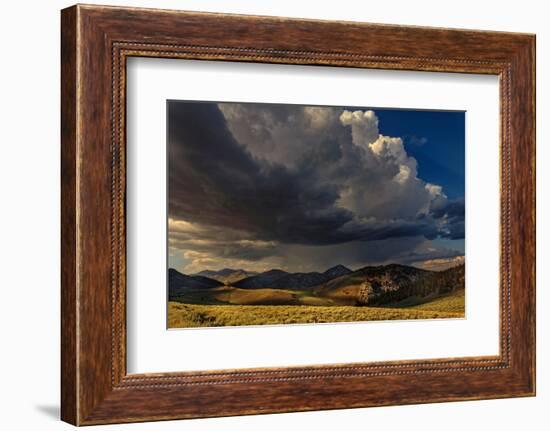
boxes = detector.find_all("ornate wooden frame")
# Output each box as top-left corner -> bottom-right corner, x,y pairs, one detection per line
61,4 -> 536,425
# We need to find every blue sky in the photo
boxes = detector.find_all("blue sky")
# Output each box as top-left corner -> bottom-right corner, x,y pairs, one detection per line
366,108 -> 466,255
353,108 -> 465,199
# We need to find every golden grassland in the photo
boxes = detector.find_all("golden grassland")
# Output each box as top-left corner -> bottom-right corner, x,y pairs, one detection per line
167,289 -> 465,328
409,288 -> 465,312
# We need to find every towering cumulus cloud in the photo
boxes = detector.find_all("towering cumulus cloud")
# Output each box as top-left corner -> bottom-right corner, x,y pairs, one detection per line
168,102 -> 465,273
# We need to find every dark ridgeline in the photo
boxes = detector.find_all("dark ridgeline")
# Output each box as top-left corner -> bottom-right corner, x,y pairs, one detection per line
197,268 -> 257,278
168,268 -> 223,294
168,263 -> 465,307
234,265 -> 353,289
193,268 -> 259,285
320,263 -> 465,306
233,269 -> 290,289
323,264 -> 353,279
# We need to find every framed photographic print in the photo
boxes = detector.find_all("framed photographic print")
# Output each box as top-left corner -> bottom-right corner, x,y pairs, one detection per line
165,101 -> 467,329
61,4 -> 535,425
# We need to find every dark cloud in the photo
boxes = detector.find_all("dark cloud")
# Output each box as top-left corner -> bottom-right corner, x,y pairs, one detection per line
167,101 -> 465,271
280,236 -> 463,271
430,197 -> 465,239
168,102 -> 355,245
431,197 -> 465,218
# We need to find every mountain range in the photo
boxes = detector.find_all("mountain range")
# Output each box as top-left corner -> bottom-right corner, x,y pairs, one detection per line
169,262 -> 465,308
233,265 -> 352,289
195,268 -> 258,284
169,269 -> 223,291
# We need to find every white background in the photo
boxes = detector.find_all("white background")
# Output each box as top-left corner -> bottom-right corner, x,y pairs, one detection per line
0,0 -> 547,430
127,59 -> 499,373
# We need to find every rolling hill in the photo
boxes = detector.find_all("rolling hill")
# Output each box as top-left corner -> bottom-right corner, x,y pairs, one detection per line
232,269 -> 290,288
323,264 -> 353,279
168,268 -> 223,297
316,263 -> 464,306
168,263 -> 465,309
232,265 -> 352,290
195,268 -> 258,284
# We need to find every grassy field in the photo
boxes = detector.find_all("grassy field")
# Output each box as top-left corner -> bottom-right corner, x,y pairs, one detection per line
406,288 -> 465,313
168,289 -> 465,328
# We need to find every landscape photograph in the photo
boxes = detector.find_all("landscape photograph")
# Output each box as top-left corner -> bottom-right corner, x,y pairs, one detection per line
167,100 -> 465,328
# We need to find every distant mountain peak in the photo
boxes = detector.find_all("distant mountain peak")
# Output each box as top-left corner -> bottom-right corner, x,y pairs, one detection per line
233,269 -> 289,289
194,268 -> 258,284
169,267 -> 183,276
216,268 -> 241,276
168,268 -> 223,300
323,264 -> 352,278
324,264 -> 351,272
261,269 -> 288,276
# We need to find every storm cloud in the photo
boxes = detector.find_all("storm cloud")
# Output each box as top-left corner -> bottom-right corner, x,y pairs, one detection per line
167,101 -> 465,272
